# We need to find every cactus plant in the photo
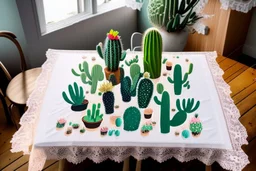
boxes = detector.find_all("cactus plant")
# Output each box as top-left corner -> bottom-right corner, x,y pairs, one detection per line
167,64 -> 192,95
123,107 -> 141,131
154,86 -> 200,133
108,67 -> 125,86
138,72 -> 154,108
120,76 -> 132,102
82,103 -> 103,129
143,28 -> 162,79
98,81 -> 114,114
72,61 -> 104,94
189,114 -> 203,136
187,63 -> 193,74
148,0 -> 202,32
125,55 -> 139,66
62,82 -> 88,111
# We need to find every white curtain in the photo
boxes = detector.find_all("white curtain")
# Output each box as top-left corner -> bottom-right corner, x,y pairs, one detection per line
220,0 -> 256,13
124,0 -> 144,10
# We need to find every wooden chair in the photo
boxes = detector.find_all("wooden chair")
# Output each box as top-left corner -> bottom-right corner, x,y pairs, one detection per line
0,31 -> 42,127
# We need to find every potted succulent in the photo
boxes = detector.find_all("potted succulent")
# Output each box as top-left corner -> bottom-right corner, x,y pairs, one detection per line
148,0 -> 202,51
96,29 -> 126,84
141,124 -> 153,136
62,82 -> 89,111
189,114 -> 203,137
98,81 -> 115,114
72,123 -> 80,129
56,118 -> 66,130
82,103 -> 104,129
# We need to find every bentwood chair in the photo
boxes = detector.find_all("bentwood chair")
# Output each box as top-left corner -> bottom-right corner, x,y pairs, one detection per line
0,31 -> 41,127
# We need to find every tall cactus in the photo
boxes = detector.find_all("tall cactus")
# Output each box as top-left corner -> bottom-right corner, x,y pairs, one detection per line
96,29 -> 126,72
72,61 -> 104,94
143,28 -> 162,79
167,64 -> 191,95
154,84 -> 200,133
148,0 -> 201,32
138,72 -> 154,108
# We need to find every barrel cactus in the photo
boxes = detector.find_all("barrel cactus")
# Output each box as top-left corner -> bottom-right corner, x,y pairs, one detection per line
138,72 -> 154,108
123,107 -> 141,131
96,29 -> 126,72
143,28 -> 162,79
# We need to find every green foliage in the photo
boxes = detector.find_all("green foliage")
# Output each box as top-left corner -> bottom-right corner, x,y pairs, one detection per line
62,82 -> 85,105
96,35 -> 126,71
148,0 -> 202,32
83,103 -> 103,123
143,29 -> 162,79
72,61 -> 104,94
123,107 -> 141,131
125,55 -> 139,66
167,64 -> 190,95
138,74 -> 154,108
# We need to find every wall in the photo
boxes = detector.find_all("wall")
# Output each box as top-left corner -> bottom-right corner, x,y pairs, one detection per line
243,8 -> 256,59
16,0 -> 137,68
138,0 -> 152,33
0,0 -> 27,76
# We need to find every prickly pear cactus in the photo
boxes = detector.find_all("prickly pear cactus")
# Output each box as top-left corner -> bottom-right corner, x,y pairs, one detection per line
123,107 -> 141,131
189,114 -> 203,136
96,29 -> 126,72
143,28 -> 162,79
138,72 -> 154,108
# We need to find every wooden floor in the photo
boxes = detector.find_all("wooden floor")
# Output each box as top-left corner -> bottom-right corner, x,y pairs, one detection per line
0,55 -> 256,171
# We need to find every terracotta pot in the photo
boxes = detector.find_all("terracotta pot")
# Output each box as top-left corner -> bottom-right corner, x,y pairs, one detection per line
82,118 -> 103,129
71,99 -> 89,112
104,67 -> 121,84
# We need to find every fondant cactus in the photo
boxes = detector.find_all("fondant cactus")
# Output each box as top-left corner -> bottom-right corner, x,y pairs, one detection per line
123,106 -> 141,131
98,81 -> 114,114
189,114 -> 203,136
125,55 -> 139,66
130,64 -> 142,97
120,76 -> 132,102
138,72 -> 154,108
72,61 -> 104,94
187,63 -> 193,75
108,67 -> 125,86
167,64 -> 190,95
143,28 -> 162,79
96,29 -> 126,72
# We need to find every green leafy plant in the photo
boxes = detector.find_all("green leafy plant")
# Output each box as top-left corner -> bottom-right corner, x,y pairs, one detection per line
62,82 -> 85,105
83,103 -> 103,122
148,0 -> 202,32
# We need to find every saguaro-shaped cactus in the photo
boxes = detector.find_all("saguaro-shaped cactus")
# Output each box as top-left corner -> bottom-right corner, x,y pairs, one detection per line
167,64 -> 190,95
138,72 -> 154,108
72,61 -> 104,94
143,28 -> 162,79
96,29 -> 126,72
123,107 -> 141,131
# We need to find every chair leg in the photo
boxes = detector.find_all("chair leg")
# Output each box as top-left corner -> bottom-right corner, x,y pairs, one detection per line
0,94 -> 12,124
9,104 -> 20,129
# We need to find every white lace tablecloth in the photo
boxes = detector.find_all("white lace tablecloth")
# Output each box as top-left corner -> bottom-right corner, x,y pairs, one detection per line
11,50 -> 249,171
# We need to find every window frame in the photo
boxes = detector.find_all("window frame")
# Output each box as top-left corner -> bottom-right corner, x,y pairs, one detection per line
35,0 -> 125,36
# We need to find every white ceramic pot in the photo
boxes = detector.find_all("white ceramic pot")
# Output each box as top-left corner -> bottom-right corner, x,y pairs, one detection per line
159,28 -> 189,52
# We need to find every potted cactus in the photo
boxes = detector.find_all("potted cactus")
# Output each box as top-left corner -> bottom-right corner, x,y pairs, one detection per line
62,82 -> 89,111
189,114 -> 203,137
82,103 -> 103,129
96,29 -> 126,84
98,81 -> 115,114
147,0 -> 202,51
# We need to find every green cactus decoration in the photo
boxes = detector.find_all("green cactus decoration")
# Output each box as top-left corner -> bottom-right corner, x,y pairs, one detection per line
130,63 -> 141,80
130,64 -> 142,97
154,86 -> 200,133
167,64 -> 191,95
157,83 -> 164,94
123,107 -> 141,131
72,61 -> 104,94
138,72 -> 154,108
187,63 -> 193,74
189,114 -> 203,136
108,67 -> 125,86
115,117 -> 122,127
120,76 -> 132,102
125,55 -> 139,67
148,0 -> 201,32
143,28 -> 162,79
96,29 -> 126,72
83,103 -> 103,122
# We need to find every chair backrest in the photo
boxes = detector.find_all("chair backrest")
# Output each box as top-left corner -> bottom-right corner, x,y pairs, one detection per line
0,62 -> 11,97
0,31 -> 27,71
130,32 -> 143,51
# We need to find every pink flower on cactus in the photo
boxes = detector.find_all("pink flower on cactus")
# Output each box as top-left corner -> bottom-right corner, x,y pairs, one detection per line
58,118 -> 66,124
190,114 -> 200,124
107,29 -> 119,40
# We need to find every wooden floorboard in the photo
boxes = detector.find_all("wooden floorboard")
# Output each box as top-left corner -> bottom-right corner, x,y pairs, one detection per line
0,55 -> 255,171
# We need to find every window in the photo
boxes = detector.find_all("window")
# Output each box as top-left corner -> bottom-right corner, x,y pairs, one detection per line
35,0 -> 124,35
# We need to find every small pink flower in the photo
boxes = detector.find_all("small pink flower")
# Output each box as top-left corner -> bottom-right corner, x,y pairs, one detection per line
190,117 -> 200,124
58,118 -> 66,124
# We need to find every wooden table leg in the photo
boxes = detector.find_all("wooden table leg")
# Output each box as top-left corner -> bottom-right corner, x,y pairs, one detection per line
135,160 -> 141,171
122,157 -> 130,171
58,159 -> 69,171
205,165 -> 212,171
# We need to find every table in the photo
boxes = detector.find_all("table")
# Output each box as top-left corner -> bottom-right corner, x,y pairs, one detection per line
11,50 -> 249,171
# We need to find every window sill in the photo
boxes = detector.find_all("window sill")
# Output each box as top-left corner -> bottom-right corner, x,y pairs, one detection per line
42,0 -> 125,36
